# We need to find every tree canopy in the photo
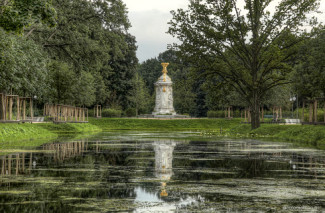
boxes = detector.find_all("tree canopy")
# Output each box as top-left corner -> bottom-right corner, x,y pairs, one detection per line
0,0 -> 138,109
168,0 -> 320,129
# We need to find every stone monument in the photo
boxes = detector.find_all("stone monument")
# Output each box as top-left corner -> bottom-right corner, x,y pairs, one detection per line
152,63 -> 176,116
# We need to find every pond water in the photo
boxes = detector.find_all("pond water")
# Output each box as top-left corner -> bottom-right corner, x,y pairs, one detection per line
1,131 -> 325,212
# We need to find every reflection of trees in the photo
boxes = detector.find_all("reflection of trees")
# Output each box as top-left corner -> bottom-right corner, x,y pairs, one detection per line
0,139 -> 140,212
43,140 -> 87,163
0,153 -> 32,177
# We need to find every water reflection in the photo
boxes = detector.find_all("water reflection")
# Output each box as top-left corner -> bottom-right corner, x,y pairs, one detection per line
134,139 -> 176,203
42,140 -> 87,163
1,134 -> 325,212
0,153 -> 30,176
154,139 -> 176,198
0,140 -> 88,179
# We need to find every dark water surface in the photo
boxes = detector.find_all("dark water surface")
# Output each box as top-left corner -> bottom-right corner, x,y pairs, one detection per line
1,131 -> 325,212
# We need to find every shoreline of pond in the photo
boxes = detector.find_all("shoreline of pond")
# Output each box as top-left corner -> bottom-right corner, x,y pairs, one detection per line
1,118 -> 325,150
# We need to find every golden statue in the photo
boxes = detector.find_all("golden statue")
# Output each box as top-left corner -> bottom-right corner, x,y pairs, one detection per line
161,63 -> 169,82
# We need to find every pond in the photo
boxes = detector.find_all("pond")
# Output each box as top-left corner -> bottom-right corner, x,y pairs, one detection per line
1,131 -> 325,212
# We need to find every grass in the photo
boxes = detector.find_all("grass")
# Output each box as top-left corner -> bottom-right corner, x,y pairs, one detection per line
0,123 -> 56,142
0,122 -> 101,150
89,117 -> 325,149
2,117 -> 325,151
36,122 -> 101,133
88,117 -> 240,130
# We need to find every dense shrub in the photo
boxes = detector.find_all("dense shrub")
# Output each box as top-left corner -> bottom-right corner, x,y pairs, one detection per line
207,111 -> 219,118
125,108 -> 136,117
102,109 -> 122,118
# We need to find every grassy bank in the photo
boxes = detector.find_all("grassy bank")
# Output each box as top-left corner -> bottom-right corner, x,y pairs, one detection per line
0,123 -> 56,143
88,117 -> 240,130
1,117 -> 325,150
0,122 -> 101,150
89,118 -> 325,149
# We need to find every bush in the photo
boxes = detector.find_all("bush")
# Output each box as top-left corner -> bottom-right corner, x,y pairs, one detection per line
207,111 -> 219,118
125,108 -> 136,117
102,108 -> 122,118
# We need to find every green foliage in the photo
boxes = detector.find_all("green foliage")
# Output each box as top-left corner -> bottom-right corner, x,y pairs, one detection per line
125,108 -> 136,117
102,109 -> 122,118
137,58 -> 161,95
168,0 -> 320,129
207,111 -> 222,118
293,29 -> 325,99
0,0 -> 56,33
0,0 -> 137,109
47,60 -> 75,104
0,29 -> 48,97
73,71 -> 96,107
129,72 -> 151,115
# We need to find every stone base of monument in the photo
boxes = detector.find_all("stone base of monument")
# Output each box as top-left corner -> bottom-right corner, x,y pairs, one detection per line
154,114 -> 190,118
138,114 -> 190,119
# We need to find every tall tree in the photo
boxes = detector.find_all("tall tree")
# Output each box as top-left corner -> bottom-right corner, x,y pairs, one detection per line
0,0 -> 56,33
129,72 -> 150,116
0,28 -> 48,97
28,0 -> 137,107
169,0 -> 320,129
292,29 -> 325,99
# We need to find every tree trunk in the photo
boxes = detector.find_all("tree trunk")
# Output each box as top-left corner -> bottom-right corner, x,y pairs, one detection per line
250,93 -> 260,129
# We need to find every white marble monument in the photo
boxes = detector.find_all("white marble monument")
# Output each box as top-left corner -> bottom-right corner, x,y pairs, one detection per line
152,63 -> 176,116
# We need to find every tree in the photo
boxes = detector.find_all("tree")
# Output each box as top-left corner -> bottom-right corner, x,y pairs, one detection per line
0,0 -> 56,33
47,60 -> 75,104
292,29 -> 325,99
169,0 -> 320,129
129,73 -> 150,116
137,58 -> 162,95
72,71 -> 96,107
0,28 -> 48,98
27,0 -> 137,108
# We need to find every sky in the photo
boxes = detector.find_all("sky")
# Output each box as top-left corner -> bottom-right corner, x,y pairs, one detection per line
124,0 -> 325,63
124,0 -> 188,62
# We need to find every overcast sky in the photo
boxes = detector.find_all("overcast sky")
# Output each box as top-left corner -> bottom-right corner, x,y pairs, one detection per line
124,0 -> 325,63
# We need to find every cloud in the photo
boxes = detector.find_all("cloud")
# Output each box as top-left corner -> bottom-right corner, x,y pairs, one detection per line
128,10 -> 178,62
124,0 -> 188,13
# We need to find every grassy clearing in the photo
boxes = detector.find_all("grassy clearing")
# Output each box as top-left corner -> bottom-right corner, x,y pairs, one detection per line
88,117 -> 241,130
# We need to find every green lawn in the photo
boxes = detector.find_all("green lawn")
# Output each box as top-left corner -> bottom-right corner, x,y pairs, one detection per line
0,122 -> 101,150
88,117 -> 242,130
1,118 -> 325,150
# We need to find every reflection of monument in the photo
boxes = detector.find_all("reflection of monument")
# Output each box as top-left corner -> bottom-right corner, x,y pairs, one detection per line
152,63 -> 176,116
153,139 -> 176,197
